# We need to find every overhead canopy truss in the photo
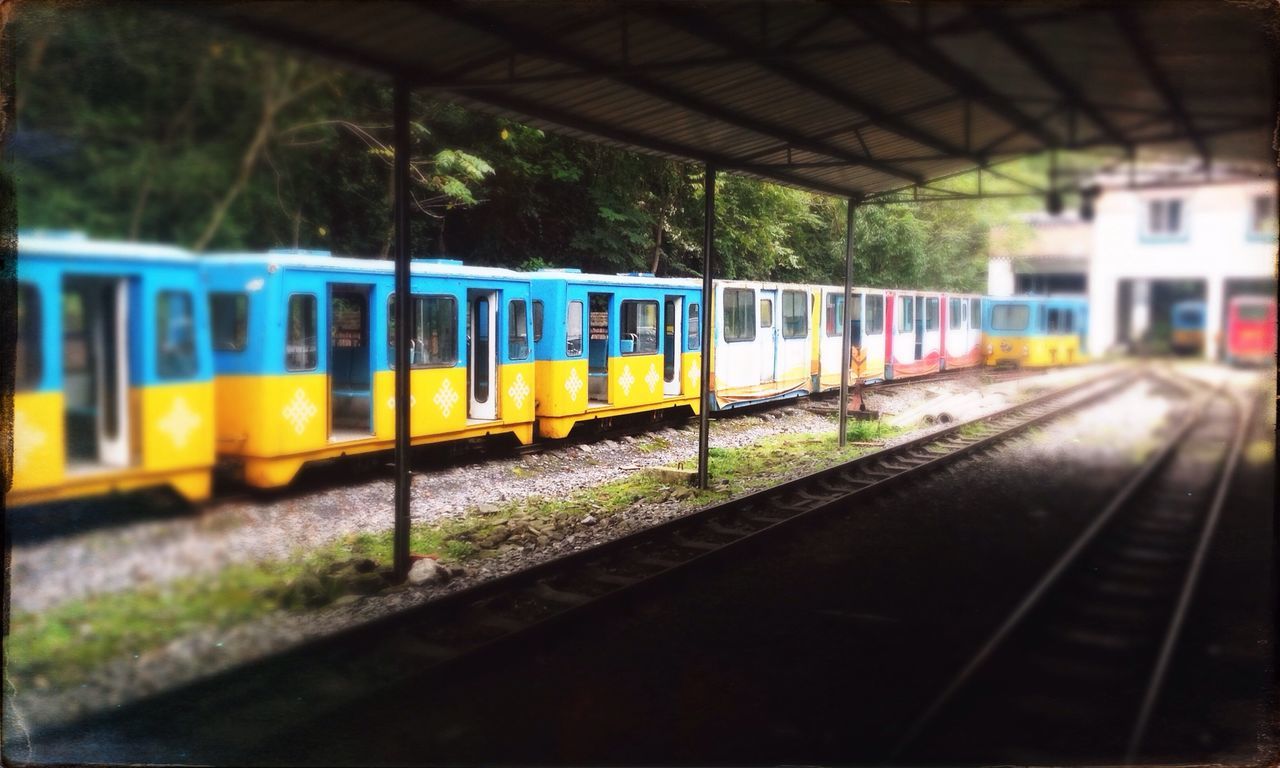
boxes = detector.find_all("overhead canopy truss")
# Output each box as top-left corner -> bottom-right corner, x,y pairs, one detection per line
210,0 -> 1276,201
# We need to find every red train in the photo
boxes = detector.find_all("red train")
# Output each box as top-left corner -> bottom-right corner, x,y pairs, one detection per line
1224,295 -> 1276,366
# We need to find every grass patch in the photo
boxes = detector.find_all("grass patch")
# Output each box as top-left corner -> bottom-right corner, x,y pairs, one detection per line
7,424 -> 903,690
635,436 -> 671,454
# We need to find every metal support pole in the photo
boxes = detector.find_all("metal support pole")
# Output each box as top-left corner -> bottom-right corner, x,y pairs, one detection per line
838,198 -> 857,447
392,78 -> 412,582
697,165 -> 716,490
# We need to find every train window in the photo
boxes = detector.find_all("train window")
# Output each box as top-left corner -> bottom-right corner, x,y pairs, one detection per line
388,294 -> 457,368
211,292 -> 248,351
824,293 -> 843,337
782,290 -> 807,339
1046,308 -> 1062,332
157,291 -> 198,379
949,298 -> 962,329
970,298 -> 981,326
759,298 -> 773,328
16,283 -> 41,390
723,288 -> 755,342
1064,310 -> 1075,333
991,304 -> 1030,331
925,297 -> 939,331
1237,303 -> 1268,321
508,300 -> 530,360
567,300 -> 584,357
687,303 -> 700,351
621,300 -> 659,354
898,296 -> 914,332
532,300 -> 544,342
286,294 -> 318,371
866,295 -> 884,335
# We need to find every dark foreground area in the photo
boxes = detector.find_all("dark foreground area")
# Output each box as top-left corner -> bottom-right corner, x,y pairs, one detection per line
16,374 -> 1275,766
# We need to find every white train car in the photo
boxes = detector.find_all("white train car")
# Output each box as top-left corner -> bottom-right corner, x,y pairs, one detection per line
709,280 -> 816,410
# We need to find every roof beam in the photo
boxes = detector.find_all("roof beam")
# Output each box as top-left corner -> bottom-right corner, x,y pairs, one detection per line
642,6 -> 983,164
1110,6 -> 1211,163
431,3 -> 925,185
971,6 -> 1131,150
834,4 -> 1061,149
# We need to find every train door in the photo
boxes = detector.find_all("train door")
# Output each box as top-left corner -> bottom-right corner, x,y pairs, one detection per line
758,288 -> 778,384
62,276 -> 131,469
587,293 -> 610,403
778,288 -> 809,388
663,296 -> 682,396
819,289 -> 845,388
468,290 -> 498,419
718,285 -> 757,394
328,285 -> 373,440
906,295 -> 921,361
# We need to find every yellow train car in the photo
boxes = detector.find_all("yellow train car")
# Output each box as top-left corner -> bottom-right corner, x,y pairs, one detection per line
8,234 -> 216,506
983,296 -> 1089,367
529,270 -> 702,437
202,251 -> 535,488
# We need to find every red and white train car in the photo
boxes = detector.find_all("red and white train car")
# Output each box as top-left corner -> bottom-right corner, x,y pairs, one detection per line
1224,295 -> 1276,366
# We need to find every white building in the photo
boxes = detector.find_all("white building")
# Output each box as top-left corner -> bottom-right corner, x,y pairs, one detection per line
988,175 -> 1277,361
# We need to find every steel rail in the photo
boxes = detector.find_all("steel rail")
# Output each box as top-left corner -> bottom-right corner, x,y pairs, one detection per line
888,372 -> 1223,760
1124,385 -> 1255,762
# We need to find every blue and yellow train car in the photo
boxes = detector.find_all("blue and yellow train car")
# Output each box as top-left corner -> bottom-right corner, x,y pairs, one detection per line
8,233 -> 216,505
529,270 -> 702,437
1170,299 -> 1206,354
983,295 -> 1088,367
201,251 -> 534,488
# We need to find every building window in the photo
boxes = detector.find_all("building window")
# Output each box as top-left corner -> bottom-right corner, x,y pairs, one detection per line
620,299 -> 659,354
286,294 -> 318,371
532,300 -> 544,342
1251,195 -> 1277,238
388,294 -> 458,367
211,292 -> 248,351
157,291 -> 198,379
723,288 -> 755,342
567,300 -> 584,357
1145,198 -> 1185,238
782,290 -> 807,339
687,303 -> 700,351
16,283 -> 41,390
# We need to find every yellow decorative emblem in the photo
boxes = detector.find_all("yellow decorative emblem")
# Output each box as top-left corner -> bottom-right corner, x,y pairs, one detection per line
158,396 -> 202,448
282,388 -> 318,435
564,368 -> 584,402
644,363 -> 660,393
507,372 -> 531,409
618,365 -> 636,396
433,378 -> 460,418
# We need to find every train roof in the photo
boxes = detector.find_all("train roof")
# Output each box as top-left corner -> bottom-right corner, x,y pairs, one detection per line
527,269 -> 701,290
201,251 -> 528,281
18,232 -> 196,262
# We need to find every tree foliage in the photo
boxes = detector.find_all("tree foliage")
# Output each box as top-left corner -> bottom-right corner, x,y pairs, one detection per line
8,4 -> 1033,291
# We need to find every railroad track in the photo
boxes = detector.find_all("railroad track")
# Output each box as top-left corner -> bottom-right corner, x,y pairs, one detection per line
40,365 -> 1142,752
893,371 -> 1256,764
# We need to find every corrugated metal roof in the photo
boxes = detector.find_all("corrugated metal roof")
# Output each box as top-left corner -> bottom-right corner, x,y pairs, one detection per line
206,1 -> 1276,200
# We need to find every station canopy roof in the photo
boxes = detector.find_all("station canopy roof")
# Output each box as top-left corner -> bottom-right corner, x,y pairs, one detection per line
211,1 -> 1276,200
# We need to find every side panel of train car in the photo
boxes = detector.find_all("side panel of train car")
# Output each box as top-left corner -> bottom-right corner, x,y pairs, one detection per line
529,271 -> 701,437
710,281 -> 817,409
1170,300 -> 1206,353
814,286 -> 887,389
942,294 -> 985,370
885,290 -> 944,379
9,235 -> 215,505
1225,296 -> 1276,365
202,253 -> 534,488
983,296 -> 1089,367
